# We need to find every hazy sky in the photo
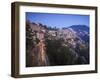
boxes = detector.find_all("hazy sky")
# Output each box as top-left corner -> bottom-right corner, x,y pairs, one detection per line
26,12 -> 89,28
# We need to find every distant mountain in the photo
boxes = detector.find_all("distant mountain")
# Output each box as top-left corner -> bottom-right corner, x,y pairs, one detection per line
68,25 -> 89,44
69,25 -> 89,33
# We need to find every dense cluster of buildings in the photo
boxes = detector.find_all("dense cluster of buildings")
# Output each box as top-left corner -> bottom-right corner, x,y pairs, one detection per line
26,20 -> 87,49
26,21 -> 89,66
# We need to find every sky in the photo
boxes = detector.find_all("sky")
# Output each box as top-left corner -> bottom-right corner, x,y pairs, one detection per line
26,12 -> 90,28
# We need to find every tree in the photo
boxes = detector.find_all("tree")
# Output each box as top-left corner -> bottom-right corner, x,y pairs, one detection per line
45,39 -> 77,65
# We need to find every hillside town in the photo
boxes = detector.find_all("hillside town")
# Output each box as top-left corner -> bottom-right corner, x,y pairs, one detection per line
26,20 -> 89,67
